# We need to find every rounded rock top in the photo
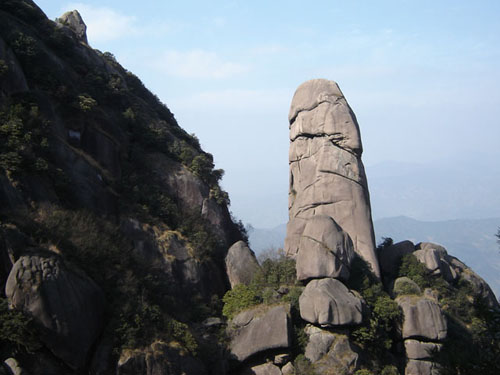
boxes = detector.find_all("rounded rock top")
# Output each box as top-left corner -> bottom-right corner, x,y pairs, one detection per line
288,79 -> 344,123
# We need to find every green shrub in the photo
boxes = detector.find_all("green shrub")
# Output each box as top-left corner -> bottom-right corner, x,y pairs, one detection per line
398,254 -> 430,290
0,298 -> 42,356
393,277 -> 421,296
222,284 -> 261,319
77,94 -> 97,112
380,365 -> 399,375
12,32 -> 39,58
0,101 -> 50,174
347,256 -> 402,353
354,370 -> 374,375
252,248 -> 296,288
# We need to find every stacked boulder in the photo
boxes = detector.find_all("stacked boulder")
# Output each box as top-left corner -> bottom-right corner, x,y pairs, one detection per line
284,79 -> 380,278
295,216 -> 363,374
284,80 -> 373,373
396,294 -> 446,375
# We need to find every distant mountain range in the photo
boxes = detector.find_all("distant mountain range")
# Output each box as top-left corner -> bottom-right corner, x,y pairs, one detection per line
248,216 -> 500,298
366,159 -> 500,221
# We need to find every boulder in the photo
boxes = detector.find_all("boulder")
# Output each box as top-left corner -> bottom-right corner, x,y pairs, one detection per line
296,216 -> 354,281
225,241 -> 261,288
379,240 -> 415,276
392,277 -> 421,297
229,304 -> 291,362
284,79 -> 380,278
281,362 -> 295,375
396,296 -> 447,341
405,359 -> 439,375
299,278 -> 363,326
304,325 -> 359,374
415,242 -> 447,255
3,358 -> 27,375
240,363 -> 282,375
413,249 -> 441,273
404,339 -> 442,360
5,254 -> 105,370
57,10 -> 88,43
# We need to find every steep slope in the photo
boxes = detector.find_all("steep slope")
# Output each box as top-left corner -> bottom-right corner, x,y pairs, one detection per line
0,1 -> 244,373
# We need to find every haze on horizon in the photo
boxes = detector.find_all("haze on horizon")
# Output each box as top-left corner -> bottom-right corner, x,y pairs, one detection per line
37,0 -> 500,229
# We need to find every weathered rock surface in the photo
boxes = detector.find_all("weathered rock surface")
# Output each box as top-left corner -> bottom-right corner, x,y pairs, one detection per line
416,243 -> 499,308
57,10 -> 88,43
404,339 -> 442,360
405,359 -> 439,375
296,215 -> 354,281
299,278 -> 363,326
229,304 -> 291,362
304,325 -> 359,374
285,79 -> 380,277
240,363 -> 282,375
281,362 -> 295,375
226,240 -> 261,288
5,254 -> 105,370
396,296 -> 447,341
117,341 -> 207,375
413,249 -> 441,273
414,242 -> 458,281
379,240 -> 415,276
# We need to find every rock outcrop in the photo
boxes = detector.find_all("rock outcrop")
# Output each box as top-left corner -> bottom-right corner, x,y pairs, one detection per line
299,278 -> 363,326
225,240 -> 261,288
5,254 -> 105,370
285,79 -> 380,277
57,10 -> 88,44
229,304 -> 292,362
396,295 -> 447,341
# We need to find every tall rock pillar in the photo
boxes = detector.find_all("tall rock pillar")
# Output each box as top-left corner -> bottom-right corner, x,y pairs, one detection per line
285,79 -> 380,277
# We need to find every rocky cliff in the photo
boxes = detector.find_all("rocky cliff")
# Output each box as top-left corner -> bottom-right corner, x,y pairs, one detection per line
0,1 -> 244,373
1,2 -> 499,375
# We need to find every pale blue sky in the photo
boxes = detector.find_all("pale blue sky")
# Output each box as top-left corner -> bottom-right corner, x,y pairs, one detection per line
35,0 -> 500,227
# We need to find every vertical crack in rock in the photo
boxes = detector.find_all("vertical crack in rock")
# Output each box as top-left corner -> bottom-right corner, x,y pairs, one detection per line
285,79 -> 380,277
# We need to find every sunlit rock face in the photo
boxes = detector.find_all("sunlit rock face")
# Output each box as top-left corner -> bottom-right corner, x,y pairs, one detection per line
285,79 -> 380,277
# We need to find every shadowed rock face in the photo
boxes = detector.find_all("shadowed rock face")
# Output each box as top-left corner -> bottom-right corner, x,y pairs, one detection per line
6,254 -> 105,370
285,79 -> 380,277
